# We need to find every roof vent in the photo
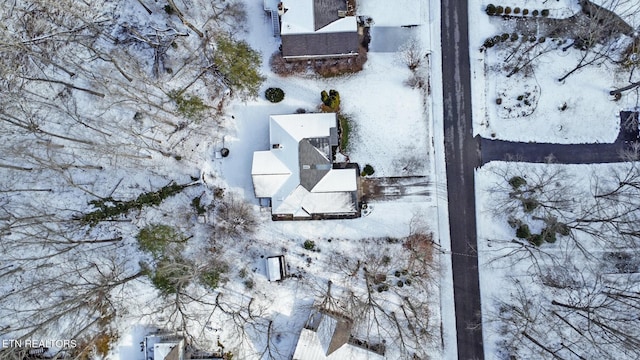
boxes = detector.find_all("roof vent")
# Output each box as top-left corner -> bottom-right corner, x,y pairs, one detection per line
338,10 -> 347,17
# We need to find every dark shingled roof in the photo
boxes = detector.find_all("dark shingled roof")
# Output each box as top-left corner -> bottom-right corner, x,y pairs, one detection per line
314,0 -> 347,31
298,139 -> 331,191
281,32 -> 359,58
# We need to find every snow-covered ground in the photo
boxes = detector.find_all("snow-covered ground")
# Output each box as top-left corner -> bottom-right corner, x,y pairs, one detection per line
108,0 -> 448,358
470,0 -> 640,144
470,1 -> 640,359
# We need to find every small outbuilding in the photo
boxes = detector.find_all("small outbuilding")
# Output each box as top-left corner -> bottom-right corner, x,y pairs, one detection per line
266,255 -> 287,282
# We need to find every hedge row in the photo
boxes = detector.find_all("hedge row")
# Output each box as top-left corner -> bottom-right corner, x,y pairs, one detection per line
486,4 -> 549,17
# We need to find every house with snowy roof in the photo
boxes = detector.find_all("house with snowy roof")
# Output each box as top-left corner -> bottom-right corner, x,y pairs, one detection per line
143,333 -> 185,360
251,113 -> 360,220
292,309 -> 386,359
267,0 -> 360,60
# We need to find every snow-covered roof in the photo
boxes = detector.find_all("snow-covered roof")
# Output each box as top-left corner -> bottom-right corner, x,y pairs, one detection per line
280,0 -> 357,35
292,311 -> 385,360
251,114 -> 358,218
266,256 -> 284,281
144,335 -> 184,360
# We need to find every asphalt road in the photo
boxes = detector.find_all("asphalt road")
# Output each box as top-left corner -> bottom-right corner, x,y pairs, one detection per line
480,138 -> 628,165
440,0 -> 485,359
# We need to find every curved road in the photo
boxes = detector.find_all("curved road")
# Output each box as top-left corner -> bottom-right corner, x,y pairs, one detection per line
440,0 -> 485,359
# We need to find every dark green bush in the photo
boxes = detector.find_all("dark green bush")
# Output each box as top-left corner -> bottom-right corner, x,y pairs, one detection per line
532,10 -> 539,16
542,228 -> 557,243
522,9 -> 529,15
303,240 -> 316,250
508,176 -> 527,189
486,4 -> 496,15
541,9 -> 549,17
361,164 -> 375,176
514,7 -> 521,14
321,89 -> 340,110
516,224 -> 531,239
504,7 -> 512,15
265,87 -> 285,103
501,33 -> 510,41
496,6 -> 504,14
522,198 -> 539,212
511,33 -> 519,41
529,234 -> 544,246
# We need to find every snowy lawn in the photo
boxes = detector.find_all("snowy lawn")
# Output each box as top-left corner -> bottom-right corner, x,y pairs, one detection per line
476,160 -> 640,359
470,0 -> 640,144
110,0 -> 440,358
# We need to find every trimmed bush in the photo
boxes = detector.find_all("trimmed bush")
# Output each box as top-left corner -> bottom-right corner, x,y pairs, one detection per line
496,6 -> 504,14
529,234 -> 544,246
522,198 -> 539,212
361,164 -> 375,176
508,176 -> 527,189
496,98 -> 502,105
532,10 -> 539,16
516,224 -> 531,239
541,9 -> 549,17
522,9 -> 529,15
511,33 -> 519,41
542,228 -> 557,243
321,89 -> 340,111
504,7 -> 512,15
303,240 -> 316,250
538,37 -> 546,43
486,4 -> 496,15
514,7 -> 521,14
265,87 -> 285,103
501,33 -> 510,41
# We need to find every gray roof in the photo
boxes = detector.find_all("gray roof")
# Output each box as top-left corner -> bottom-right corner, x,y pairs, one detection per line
299,139 -> 331,191
282,32 -> 359,58
314,0 -> 347,31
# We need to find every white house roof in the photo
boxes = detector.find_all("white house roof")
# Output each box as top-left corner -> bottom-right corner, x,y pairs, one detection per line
266,256 -> 283,281
292,312 -> 385,360
280,0 -> 357,35
312,169 -> 357,193
251,113 -> 358,217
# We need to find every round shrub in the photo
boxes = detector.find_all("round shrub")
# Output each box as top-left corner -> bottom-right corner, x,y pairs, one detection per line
541,9 -> 549,17
505,7 -> 512,15
496,98 -> 502,105
532,10 -> 539,16
510,33 -> 519,41
483,38 -> 496,48
514,7 -> 521,14
303,240 -> 316,250
265,87 -> 285,103
501,33 -> 510,41
538,37 -> 546,43
522,9 -> 529,15
529,234 -> 544,246
361,164 -> 375,176
496,6 -> 504,14
516,224 -> 531,239
486,4 -> 496,15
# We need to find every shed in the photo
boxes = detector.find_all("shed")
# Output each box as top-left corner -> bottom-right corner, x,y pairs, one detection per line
266,255 -> 287,281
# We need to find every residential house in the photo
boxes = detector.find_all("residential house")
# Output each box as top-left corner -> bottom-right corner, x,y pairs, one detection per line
251,113 -> 360,220
267,0 -> 360,60
143,333 -> 185,360
292,309 -> 386,359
